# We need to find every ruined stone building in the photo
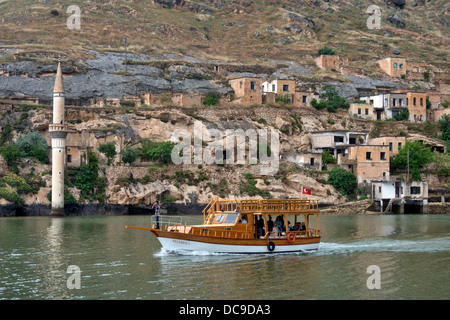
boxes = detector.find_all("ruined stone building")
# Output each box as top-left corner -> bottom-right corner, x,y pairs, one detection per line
377,57 -> 407,77
337,145 -> 390,186
310,130 -> 369,158
283,151 -> 323,171
406,91 -> 427,122
315,55 -> 347,71
348,102 -> 374,120
372,180 -> 429,213
262,78 -> 296,104
229,77 -> 262,104
369,136 -> 406,157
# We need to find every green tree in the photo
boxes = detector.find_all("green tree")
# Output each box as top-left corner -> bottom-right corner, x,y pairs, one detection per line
433,153 -> 450,176
0,119 -> 13,146
0,143 -> 21,169
15,131 -> 49,164
437,114 -> 450,142
327,167 -> 356,196
390,141 -> 434,181
203,91 -> 219,106
98,142 -> 117,165
311,98 -> 327,110
121,146 -> 138,165
319,85 -> 350,112
393,108 -> 409,121
318,46 -> 335,55
0,187 -> 25,204
73,150 -> 99,198
74,165 -> 98,197
321,150 -> 337,170
139,140 -> 176,164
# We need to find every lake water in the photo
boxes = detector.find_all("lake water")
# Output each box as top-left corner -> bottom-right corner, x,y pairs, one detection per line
0,214 -> 449,301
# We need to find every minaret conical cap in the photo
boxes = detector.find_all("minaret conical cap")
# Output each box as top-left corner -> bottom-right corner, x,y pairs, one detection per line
53,62 -> 64,93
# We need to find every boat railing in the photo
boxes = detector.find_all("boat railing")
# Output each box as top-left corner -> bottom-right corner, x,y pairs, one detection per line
202,198 -> 320,225
264,229 -> 321,239
150,216 -> 185,230
189,228 -> 254,239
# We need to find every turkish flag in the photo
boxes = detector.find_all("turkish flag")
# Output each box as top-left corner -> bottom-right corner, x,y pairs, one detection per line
302,187 -> 311,195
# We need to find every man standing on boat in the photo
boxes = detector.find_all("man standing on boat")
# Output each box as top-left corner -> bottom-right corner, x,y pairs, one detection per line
152,201 -> 161,229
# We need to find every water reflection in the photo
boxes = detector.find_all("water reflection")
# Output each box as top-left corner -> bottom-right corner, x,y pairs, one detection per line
41,218 -> 68,299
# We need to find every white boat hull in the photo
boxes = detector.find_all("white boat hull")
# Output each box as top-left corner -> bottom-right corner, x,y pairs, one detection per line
157,236 -> 320,254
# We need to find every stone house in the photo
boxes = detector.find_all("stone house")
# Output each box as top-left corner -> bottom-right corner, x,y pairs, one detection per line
283,152 -> 322,171
348,103 -> 374,120
315,55 -> 347,70
142,92 -> 162,105
310,130 -> 369,158
406,91 -> 427,122
429,108 -> 450,123
293,89 -> 319,107
369,136 -> 406,157
338,145 -> 390,186
406,62 -> 430,80
262,79 -> 296,103
171,92 -> 203,107
229,77 -> 262,104
377,57 -> 406,77
360,92 -> 408,120
425,91 -> 441,110
45,129 -> 91,168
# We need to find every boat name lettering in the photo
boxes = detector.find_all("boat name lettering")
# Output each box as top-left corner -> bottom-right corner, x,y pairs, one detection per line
173,239 -> 190,245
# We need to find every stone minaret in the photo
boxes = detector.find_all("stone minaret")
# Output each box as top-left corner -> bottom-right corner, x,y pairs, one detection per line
49,60 -> 68,216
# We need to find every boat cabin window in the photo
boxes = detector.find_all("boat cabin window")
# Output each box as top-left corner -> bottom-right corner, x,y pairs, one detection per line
224,213 -> 239,224
214,214 -> 225,223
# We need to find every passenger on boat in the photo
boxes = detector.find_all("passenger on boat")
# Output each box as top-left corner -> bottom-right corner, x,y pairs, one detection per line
240,215 -> 247,224
275,216 -> 283,232
257,216 -> 265,237
272,224 -> 279,238
152,201 -> 161,229
267,215 -> 274,232
301,222 -> 306,231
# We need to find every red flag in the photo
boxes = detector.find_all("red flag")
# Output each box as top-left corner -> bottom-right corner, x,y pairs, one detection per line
302,187 -> 311,195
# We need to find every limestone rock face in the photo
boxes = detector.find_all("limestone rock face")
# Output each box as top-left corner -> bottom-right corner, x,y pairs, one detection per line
18,104 -> 443,209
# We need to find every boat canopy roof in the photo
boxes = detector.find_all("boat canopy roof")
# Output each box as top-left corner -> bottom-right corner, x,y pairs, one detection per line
203,199 -> 320,224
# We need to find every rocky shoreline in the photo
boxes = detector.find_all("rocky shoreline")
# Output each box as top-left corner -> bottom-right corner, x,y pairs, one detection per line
0,200 -> 447,217
0,202 -> 207,217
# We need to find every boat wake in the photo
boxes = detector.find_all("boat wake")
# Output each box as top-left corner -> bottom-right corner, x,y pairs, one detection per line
318,237 -> 450,255
155,249 -> 225,256
153,237 -> 450,257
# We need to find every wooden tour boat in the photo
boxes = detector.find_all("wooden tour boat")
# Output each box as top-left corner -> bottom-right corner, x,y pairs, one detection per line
126,198 -> 321,254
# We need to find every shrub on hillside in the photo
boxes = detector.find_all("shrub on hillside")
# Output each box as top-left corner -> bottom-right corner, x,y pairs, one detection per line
327,168 -> 356,196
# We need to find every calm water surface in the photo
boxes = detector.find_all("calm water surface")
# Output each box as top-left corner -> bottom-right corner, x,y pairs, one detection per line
0,214 -> 449,300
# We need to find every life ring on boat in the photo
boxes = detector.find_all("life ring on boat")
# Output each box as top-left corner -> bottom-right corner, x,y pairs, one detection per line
287,233 -> 295,243
267,241 -> 275,252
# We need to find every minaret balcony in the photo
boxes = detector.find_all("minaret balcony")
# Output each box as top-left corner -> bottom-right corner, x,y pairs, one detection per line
49,123 -> 69,132
49,124 -> 68,139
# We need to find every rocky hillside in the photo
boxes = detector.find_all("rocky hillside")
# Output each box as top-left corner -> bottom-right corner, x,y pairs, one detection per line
0,0 -> 449,103
1,102 -> 449,211
0,0 -> 448,63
